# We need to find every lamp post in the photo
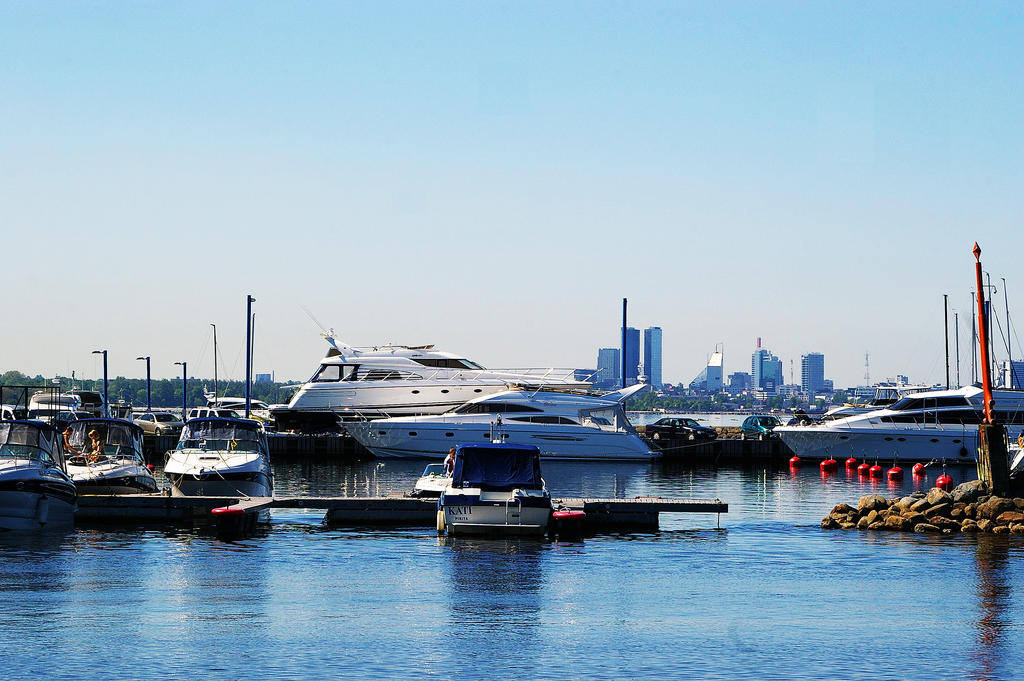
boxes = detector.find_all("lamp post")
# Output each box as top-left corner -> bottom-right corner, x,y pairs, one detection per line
92,350 -> 108,417
174,361 -> 187,421
136,356 -> 151,412
245,295 -> 255,419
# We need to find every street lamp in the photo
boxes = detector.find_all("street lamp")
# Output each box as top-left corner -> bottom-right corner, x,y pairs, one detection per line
174,361 -> 187,421
245,295 -> 255,418
92,350 -> 108,417
136,356 -> 151,412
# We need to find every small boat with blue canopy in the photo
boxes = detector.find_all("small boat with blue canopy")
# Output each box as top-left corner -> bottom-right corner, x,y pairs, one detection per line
438,443 -> 551,536
164,417 -> 273,498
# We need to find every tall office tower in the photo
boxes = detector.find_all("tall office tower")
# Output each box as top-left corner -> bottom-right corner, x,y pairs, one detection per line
643,327 -> 663,388
596,348 -> 621,389
751,338 -> 783,393
801,352 -> 825,396
689,349 -> 724,392
728,372 -> 751,393
623,327 -> 641,386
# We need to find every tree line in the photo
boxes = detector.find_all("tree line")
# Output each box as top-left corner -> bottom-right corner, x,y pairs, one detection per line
0,370 -> 295,409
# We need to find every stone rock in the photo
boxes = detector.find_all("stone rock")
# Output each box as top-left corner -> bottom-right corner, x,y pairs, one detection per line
951,479 -> 989,504
961,519 -> 979,533
857,516 -> 871,530
1011,524 -> 1024,536
978,495 -> 991,504
977,497 -> 1016,520
910,498 -> 931,513
831,503 -> 855,515
895,496 -> 918,512
821,516 -> 839,529
903,512 -> 927,526
868,521 -> 886,530
1015,498 -> 1024,510
885,515 -> 911,531
910,491 -> 926,499
840,522 -> 857,530
977,519 -> 994,533
931,516 -> 960,531
995,511 -> 1024,525
951,507 -> 964,520
914,523 -> 941,533
964,503 -> 977,519
942,528 -> 956,535
992,525 -> 1010,535
926,488 -> 953,506
858,494 -> 889,513
924,503 -> 951,519
865,510 -> 879,525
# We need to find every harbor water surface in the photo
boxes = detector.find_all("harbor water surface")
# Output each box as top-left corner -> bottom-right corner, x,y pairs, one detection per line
2,460 -> 1022,680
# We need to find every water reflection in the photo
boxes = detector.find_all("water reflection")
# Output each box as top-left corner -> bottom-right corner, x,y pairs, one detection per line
443,537 -> 544,647
971,535 -> 1011,681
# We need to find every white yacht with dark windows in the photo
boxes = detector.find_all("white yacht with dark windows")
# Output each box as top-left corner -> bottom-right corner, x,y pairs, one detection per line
776,385 -> 1024,463
273,335 -> 591,431
346,384 -> 659,461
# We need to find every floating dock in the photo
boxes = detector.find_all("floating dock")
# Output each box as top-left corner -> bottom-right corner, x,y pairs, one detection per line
75,493 -> 728,537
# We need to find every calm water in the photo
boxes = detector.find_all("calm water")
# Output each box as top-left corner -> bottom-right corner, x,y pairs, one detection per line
2,460 -> 1022,681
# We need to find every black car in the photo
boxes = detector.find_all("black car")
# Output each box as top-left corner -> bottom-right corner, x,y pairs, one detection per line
645,417 -> 718,442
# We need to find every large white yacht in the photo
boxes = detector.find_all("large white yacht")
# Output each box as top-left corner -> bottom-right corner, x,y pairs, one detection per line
346,384 -> 659,461
776,385 -> 1024,463
273,335 -> 591,431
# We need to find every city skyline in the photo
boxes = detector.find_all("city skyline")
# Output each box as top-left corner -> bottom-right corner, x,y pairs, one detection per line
1,3 -> 1021,387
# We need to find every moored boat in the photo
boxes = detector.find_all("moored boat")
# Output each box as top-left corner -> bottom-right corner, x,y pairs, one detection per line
412,462 -> 451,498
164,417 -> 273,497
64,418 -> 158,495
438,443 -> 551,536
0,420 -> 77,531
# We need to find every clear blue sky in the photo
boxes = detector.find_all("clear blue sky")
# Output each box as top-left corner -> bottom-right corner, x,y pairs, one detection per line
1,2 -> 1022,388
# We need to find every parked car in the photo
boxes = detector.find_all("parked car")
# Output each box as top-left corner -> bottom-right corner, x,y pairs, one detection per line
135,411 -> 184,436
741,415 -> 782,440
645,417 -> 718,442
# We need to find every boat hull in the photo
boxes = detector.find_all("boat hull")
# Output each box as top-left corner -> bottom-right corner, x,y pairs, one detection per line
165,471 -> 273,498
0,489 -> 76,531
69,464 -> 158,496
777,425 -> 982,463
441,491 -> 551,536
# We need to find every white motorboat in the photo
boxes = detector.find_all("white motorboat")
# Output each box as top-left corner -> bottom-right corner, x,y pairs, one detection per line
0,420 -> 77,531
776,385 -> 1024,462
346,384 -> 660,461
272,334 -> 591,431
819,384 -> 935,420
64,419 -> 158,495
164,417 -> 273,497
412,463 -> 451,498
438,443 -> 551,536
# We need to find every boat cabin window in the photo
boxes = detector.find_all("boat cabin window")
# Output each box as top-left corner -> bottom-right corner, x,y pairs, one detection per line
311,364 -> 357,382
412,358 -> 484,370
452,402 -> 543,414
889,396 -> 972,411
880,409 -> 982,425
358,369 -> 422,381
508,416 -> 578,424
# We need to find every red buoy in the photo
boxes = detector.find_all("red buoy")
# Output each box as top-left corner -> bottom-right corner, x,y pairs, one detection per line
857,462 -> 870,476
912,462 -> 926,476
789,456 -> 800,466
820,458 -> 837,471
845,457 -> 858,470
869,464 -> 883,478
887,466 -> 903,481
935,474 -> 953,491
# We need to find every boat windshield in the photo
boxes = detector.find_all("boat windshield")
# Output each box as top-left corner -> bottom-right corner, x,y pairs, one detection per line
178,421 -> 264,453
67,421 -> 143,462
0,423 -> 56,463
421,463 -> 446,477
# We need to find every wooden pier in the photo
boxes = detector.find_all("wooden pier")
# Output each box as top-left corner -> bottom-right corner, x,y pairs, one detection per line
75,493 -> 728,537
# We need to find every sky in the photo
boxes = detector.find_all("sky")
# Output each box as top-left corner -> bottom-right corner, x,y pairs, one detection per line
1,2 -> 1022,389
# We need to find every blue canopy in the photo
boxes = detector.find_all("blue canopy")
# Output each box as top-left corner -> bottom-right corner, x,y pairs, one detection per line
451,443 -> 543,491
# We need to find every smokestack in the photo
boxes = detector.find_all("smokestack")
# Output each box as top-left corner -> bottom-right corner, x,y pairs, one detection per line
756,337 -> 761,349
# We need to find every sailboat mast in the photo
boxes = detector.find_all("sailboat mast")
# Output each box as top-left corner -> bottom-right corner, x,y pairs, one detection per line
211,323 -> 218,402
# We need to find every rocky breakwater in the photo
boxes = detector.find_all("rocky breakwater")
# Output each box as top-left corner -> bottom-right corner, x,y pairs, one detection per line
821,480 -> 1024,535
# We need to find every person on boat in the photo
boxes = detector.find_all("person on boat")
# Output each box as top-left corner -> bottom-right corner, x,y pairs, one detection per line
62,426 -> 80,455
443,447 -> 455,476
86,429 -> 105,462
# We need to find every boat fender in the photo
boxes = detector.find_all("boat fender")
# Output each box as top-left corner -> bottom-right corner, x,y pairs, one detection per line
436,509 -> 445,534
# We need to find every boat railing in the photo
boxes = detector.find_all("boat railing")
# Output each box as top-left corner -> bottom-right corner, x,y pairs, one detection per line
337,367 -> 587,385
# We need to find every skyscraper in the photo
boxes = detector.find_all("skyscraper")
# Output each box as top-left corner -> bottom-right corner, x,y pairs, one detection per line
623,327 -> 640,386
689,348 -> 724,392
801,352 -> 825,396
751,338 -> 783,393
596,348 -> 621,390
643,327 -> 663,387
